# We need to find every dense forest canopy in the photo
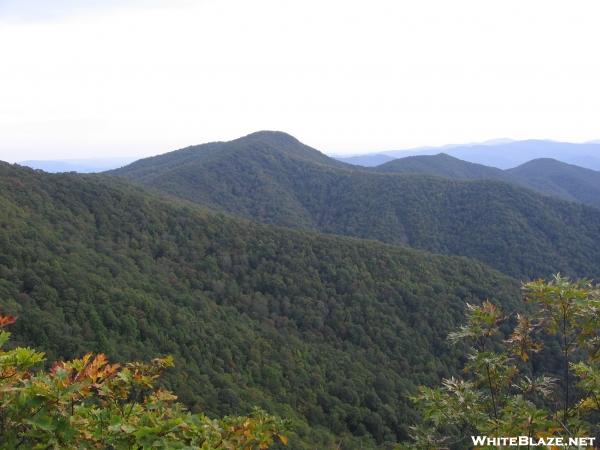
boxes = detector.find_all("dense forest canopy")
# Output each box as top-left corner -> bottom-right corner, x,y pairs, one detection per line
0,162 -> 521,448
377,153 -> 600,209
375,153 -> 510,181
340,140 -> 600,171
506,158 -> 600,208
0,314 -> 288,449
111,131 -> 600,280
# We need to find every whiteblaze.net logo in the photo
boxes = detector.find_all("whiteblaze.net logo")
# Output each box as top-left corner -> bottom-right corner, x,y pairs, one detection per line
471,436 -> 596,447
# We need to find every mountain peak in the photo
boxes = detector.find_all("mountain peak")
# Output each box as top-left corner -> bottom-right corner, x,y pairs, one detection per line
432,152 -> 459,159
227,131 -> 349,168
110,131 -> 349,182
240,130 -> 301,145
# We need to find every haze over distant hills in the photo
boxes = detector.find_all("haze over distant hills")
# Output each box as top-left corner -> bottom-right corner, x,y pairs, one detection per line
335,139 -> 515,167
336,154 -> 396,167
19,138 -> 600,172
20,157 -> 137,173
337,139 -> 600,170
111,131 -> 600,280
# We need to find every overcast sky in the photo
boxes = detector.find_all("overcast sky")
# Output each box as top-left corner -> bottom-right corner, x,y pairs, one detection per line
1,0 -> 599,162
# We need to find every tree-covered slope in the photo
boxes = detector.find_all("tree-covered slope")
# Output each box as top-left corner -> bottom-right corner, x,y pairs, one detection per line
349,139 -> 600,170
378,153 -> 600,209
0,162 -> 520,448
375,153 -> 510,181
507,158 -> 600,208
111,131 -> 352,229
111,132 -> 600,279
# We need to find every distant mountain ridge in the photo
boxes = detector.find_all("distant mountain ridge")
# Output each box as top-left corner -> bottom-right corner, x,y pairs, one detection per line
376,153 -> 600,209
20,137 -> 600,172
338,139 -> 600,170
111,131 -> 600,280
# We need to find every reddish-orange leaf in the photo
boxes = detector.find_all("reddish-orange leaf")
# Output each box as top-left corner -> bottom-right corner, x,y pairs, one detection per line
0,315 -> 17,328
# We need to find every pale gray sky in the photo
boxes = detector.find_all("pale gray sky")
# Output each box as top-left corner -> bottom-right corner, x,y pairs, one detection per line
1,0 -> 599,162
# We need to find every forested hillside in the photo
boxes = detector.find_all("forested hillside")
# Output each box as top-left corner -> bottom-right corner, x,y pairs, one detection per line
377,153 -> 600,209
345,139 -> 600,170
375,153 -> 510,181
112,132 -> 600,279
507,158 -> 600,208
0,162 -> 520,448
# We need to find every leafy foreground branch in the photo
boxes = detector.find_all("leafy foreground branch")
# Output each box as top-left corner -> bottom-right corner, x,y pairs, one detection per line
401,275 -> 600,450
0,315 -> 288,449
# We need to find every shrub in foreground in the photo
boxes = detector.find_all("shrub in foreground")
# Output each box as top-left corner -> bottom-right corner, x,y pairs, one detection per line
0,315 -> 288,449
402,275 -> 600,449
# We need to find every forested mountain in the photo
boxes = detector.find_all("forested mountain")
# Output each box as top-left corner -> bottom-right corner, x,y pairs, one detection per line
506,158 -> 600,209
0,162 -> 521,448
113,130 -> 348,177
377,153 -> 600,209
375,153 -> 510,180
111,132 -> 600,280
342,139 -> 600,170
